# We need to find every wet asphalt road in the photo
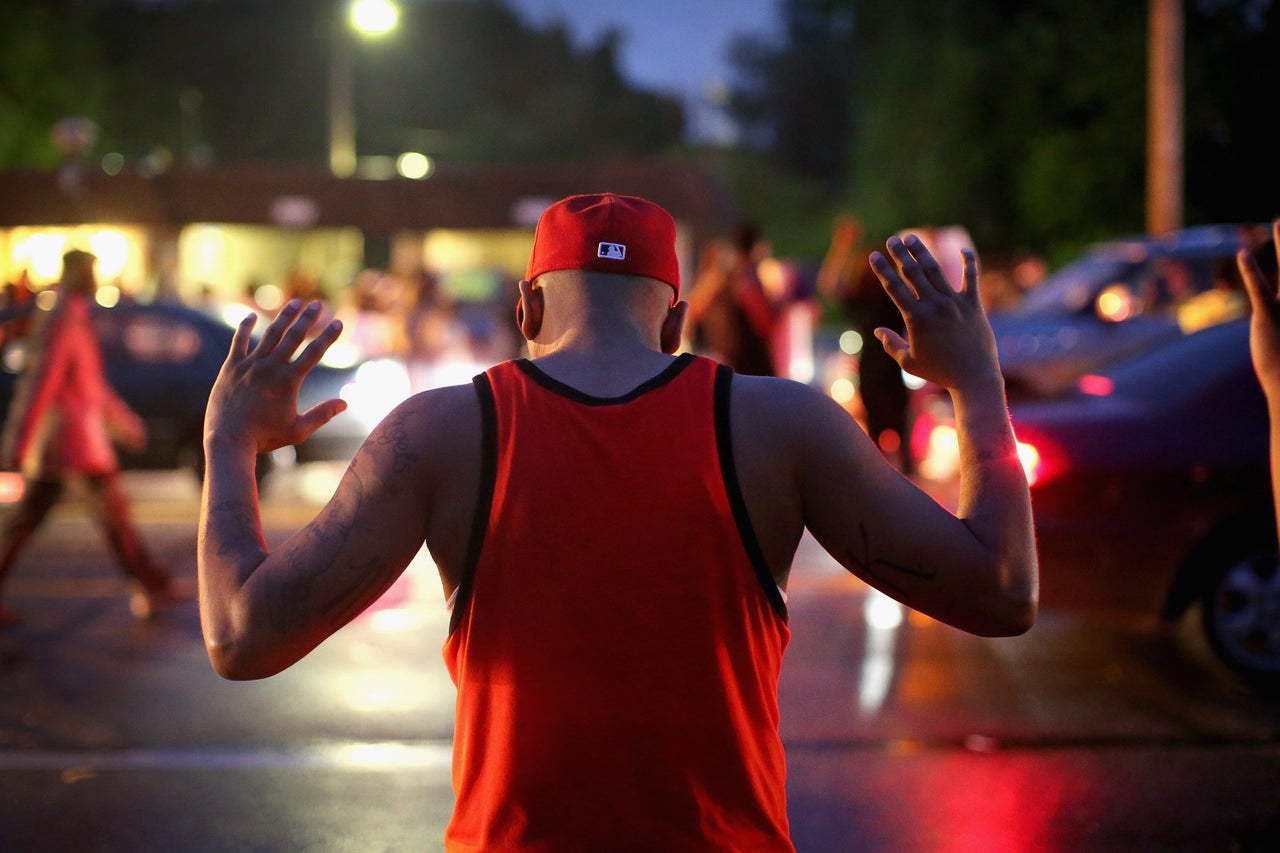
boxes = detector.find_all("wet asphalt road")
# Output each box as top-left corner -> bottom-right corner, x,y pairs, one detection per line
1,465 -> 1278,852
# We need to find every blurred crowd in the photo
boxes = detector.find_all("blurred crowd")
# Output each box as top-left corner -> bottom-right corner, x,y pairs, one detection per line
144,216 -> 1050,474
185,264 -> 520,387
678,213 -> 1050,474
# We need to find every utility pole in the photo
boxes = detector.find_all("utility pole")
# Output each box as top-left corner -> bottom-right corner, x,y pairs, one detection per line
1146,0 -> 1183,234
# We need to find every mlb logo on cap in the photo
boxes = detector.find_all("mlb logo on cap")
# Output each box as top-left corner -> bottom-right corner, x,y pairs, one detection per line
598,242 -> 626,260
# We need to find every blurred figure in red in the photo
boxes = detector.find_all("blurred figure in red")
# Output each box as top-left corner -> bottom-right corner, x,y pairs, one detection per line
0,250 -> 176,626
687,222 -> 778,376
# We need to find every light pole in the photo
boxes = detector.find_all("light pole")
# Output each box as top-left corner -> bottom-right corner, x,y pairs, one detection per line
329,0 -> 399,178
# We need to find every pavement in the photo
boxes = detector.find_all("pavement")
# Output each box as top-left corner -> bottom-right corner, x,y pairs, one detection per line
1,468 -> 1279,852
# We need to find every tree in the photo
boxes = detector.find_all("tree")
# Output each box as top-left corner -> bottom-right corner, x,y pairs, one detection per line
355,1 -> 684,164
844,0 -> 1151,255
1182,0 -> 1280,226
0,0 -> 686,169
726,0 -> 856,187
728,0 -> 1280,261
0,2 -> 113,167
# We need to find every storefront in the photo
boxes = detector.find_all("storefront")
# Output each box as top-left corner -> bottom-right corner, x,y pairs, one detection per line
0,159 -> 731,308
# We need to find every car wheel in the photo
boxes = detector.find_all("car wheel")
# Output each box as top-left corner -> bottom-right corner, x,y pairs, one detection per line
1200,549 -> 1280,692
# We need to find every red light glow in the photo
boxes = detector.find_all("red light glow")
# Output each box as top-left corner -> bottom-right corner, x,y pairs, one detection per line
0,473 -> 24,503
1016,441 -> 1042,485
1078,374 -> 1114,396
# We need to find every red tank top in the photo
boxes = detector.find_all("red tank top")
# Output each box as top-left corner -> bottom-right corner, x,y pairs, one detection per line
442,353 -> 792,852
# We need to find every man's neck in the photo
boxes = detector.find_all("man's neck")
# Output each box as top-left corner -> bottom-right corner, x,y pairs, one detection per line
525,337 -> 679,399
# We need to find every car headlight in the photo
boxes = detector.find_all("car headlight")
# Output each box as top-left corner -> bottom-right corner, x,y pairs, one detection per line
339,358 -> 413,431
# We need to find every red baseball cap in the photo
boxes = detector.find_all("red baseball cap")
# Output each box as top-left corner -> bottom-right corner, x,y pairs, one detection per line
526,193 -> 680,302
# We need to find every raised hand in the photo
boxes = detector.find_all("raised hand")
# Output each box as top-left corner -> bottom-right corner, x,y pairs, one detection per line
868,234 -> 1001,394
1239,220 -> 1280,398
203,300 -> 347,455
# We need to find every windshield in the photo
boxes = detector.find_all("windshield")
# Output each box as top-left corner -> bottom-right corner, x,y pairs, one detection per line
1015,256 -> 1132,315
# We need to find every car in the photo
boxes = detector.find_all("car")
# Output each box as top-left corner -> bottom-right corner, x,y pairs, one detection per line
991,223 -> 1265,399
0,297 -> 410,486
913,315 -> 1279,690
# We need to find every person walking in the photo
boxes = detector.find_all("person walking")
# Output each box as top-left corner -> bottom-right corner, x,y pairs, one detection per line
819,214 -> 918,473
0,250 -> 176,626
198,193 -> 1037,851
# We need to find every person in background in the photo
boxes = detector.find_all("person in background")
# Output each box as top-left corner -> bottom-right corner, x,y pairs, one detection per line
819,213 -> 917,473
1237,218 -> 1280,541
197,193 -> 1037,851
0,270 -> 37,348
687,220 -> 779,376
0,250 -> 177,626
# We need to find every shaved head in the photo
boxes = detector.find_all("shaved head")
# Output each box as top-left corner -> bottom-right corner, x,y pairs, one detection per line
537,270 -> 673,325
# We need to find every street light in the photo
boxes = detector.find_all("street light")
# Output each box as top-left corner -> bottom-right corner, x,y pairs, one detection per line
329,0 -> 399,178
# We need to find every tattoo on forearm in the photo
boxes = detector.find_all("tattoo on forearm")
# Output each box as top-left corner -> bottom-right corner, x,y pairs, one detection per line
209,500 -> 260,557
970,440 -> 1019,465
960,422 -> 1020,465
845,522 -> 937,587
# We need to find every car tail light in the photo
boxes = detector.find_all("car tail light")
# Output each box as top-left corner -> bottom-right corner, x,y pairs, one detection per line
917,416 -> 1058,489
919,421 -> 961,481
1078,374 -> 1114,396
1016,439 -> 1044,485
1011,429 -> 1069,488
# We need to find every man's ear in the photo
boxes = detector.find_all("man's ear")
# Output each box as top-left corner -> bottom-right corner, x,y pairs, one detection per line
660,299 -> 688,354
516,279 -> 543,342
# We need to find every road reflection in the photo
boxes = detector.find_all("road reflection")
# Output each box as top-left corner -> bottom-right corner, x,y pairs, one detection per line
858,588 -> 904,715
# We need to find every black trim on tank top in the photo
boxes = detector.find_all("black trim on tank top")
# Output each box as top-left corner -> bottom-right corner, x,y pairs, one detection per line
514,352 -> 696,405
449,371 -> 499,635
714,365 -> 788,622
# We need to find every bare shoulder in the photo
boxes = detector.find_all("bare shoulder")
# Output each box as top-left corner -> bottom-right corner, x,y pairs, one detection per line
356,382 -> 482,481
727,373 -> 884,582
362,380 -> 484,570
368,382 -> 480,441
730,373 -> 866,448
729,371 -> 900,527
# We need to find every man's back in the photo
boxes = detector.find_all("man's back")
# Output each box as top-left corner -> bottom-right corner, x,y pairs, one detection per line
198,194 -> 1037,852
443,355 -> 792,851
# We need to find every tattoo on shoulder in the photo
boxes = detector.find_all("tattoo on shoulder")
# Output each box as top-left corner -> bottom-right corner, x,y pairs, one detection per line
265,468 -> 393,634
370,409 -> 422,474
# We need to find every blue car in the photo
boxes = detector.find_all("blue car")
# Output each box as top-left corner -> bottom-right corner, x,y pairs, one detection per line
992,223 -> 1263,399
914,314 -> 1278,690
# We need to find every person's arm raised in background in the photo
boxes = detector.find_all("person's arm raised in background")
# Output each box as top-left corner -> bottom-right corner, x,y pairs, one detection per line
1237,219 -> 1280,541
815,214 -> 863,302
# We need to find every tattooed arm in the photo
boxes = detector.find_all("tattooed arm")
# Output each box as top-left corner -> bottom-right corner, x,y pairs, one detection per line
734,235 -> 1037,637
198,300 -> 477,679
